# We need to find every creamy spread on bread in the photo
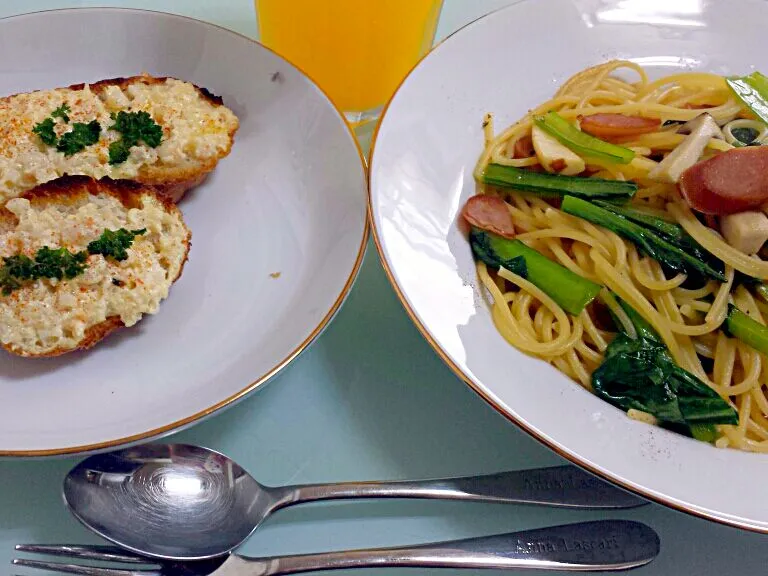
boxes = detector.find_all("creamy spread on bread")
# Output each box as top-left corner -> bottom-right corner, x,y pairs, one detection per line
0,78 -> 238,203
0,191 -> 189,356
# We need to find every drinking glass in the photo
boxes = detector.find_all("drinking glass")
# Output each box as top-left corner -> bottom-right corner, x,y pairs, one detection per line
256,0 -> 444,126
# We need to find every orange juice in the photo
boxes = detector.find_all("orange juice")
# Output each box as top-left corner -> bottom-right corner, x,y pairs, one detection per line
256,0 -> 443,112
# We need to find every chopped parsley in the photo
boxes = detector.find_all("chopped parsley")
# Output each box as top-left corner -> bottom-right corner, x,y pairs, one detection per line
107,140 -> 131,165
32,104 -> 101,155
0,228 -> 146,295
32,117 -> 58,146
33,246 -> 88,279
0,254 -> 35,294
108,111 -> 163,165
32,106 -> 163,162
87,228 -> 146,262
51,103 -> 71,123
32,103 -> 72,146
56,120 -> 102,156
0,248 -> 87,296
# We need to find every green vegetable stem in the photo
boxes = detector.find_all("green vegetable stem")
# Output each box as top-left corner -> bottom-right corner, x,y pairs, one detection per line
470,228 -> 602,315
561,196 -> 726,281
534,111 -> 636,164
727,72 -> 768,125
481,164 -> 637,201
591,200 -> 725,275
725,304 -> 768,356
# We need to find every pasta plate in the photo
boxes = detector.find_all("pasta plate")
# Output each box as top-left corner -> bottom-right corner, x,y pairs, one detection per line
370,0 -> 768,531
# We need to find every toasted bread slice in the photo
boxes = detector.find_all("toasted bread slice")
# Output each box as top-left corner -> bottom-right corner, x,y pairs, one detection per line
0,75 -> 239,204
0,176 -> 191,357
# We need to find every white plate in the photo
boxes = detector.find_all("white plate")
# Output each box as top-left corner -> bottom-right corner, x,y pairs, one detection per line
370,0 -> 768,532
0,8 -> 367,456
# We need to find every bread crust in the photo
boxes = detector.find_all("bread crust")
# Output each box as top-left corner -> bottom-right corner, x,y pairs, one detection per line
2,75 -> 238,202
0,176 -> 191,358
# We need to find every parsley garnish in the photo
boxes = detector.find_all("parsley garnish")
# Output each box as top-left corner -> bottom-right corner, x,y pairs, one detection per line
56,120 -> 101,156
34,247 -> 88,279
0,248 -> 87,296
51,103 -> 71,123
0,228 -> 146,295
87,228 -> 146,262
32,104 -> 101,155
108,111 -> 163,165
108,140 -> 131,165
0,254 -> 35,294
32,104 -> 72,146
32,117 -> 58,146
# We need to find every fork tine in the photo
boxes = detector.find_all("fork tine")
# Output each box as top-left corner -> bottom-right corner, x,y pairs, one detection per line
15,545 -> 151,564
11,558 -> 160,576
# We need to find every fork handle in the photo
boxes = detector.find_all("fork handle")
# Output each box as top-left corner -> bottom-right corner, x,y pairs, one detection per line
274,465 -> 644,510
237,520 -> 659,575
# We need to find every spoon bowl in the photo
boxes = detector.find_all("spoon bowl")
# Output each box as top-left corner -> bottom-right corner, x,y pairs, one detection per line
64,444 -> 272,560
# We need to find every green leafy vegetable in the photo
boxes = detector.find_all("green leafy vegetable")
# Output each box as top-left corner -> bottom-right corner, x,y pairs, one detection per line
51,103 -> 71,123
481,164 -> 637,201
591,199 -> 725,278
87,228 -> 146,262
592,299 -> 738,437
470,233 -> 528,278
726,72 -> 768,125
561,196 -> 726,282
56,120 -> 102,156
731,126 -> 759,145
32,117 -> 58,146
724,304 -> 768,356
689,423 -> 718,443
534,111 -> 636,164
592,201 -> 681,241
470,228 -> 602,315
108,111 -> 163,165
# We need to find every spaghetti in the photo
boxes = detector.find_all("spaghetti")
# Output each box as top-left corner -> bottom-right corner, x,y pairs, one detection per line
470,60 -> 768,452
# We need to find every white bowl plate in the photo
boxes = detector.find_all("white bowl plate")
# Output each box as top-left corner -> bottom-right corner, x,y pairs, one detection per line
370,0 -> 768,532
0,8 -> 367,456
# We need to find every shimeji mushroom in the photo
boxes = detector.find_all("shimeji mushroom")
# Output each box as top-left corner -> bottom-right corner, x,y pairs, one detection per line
720,211 -> 768,255
531,124 -> 585,175
649,113 -> 724,184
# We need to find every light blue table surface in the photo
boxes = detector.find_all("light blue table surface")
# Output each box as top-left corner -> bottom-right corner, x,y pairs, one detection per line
0,1 -> 764,575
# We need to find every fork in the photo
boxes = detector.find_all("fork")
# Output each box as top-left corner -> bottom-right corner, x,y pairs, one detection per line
13,520 -> 660,575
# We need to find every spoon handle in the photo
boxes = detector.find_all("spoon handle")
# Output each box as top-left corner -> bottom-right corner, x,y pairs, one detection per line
233,520 -> 659,575
275,465 -> 644,510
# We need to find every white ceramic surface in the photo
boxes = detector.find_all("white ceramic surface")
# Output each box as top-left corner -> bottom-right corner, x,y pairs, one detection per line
370,0 -> 768,532
0,8 -> 367,455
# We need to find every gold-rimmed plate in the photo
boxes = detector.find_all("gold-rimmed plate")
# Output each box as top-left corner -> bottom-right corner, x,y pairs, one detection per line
0,8 -> 367,456
370,0 -> 768,532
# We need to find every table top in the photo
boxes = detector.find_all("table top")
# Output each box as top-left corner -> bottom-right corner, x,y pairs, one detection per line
1,1 -> 765,575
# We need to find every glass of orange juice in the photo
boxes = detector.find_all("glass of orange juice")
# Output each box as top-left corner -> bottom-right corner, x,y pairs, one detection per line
256,0 -> 443,125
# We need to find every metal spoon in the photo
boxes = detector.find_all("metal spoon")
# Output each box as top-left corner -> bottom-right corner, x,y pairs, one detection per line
63,443 -> 645,561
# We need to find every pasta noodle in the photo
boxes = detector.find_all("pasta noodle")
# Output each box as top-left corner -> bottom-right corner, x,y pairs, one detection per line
471,60 -> 768,451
